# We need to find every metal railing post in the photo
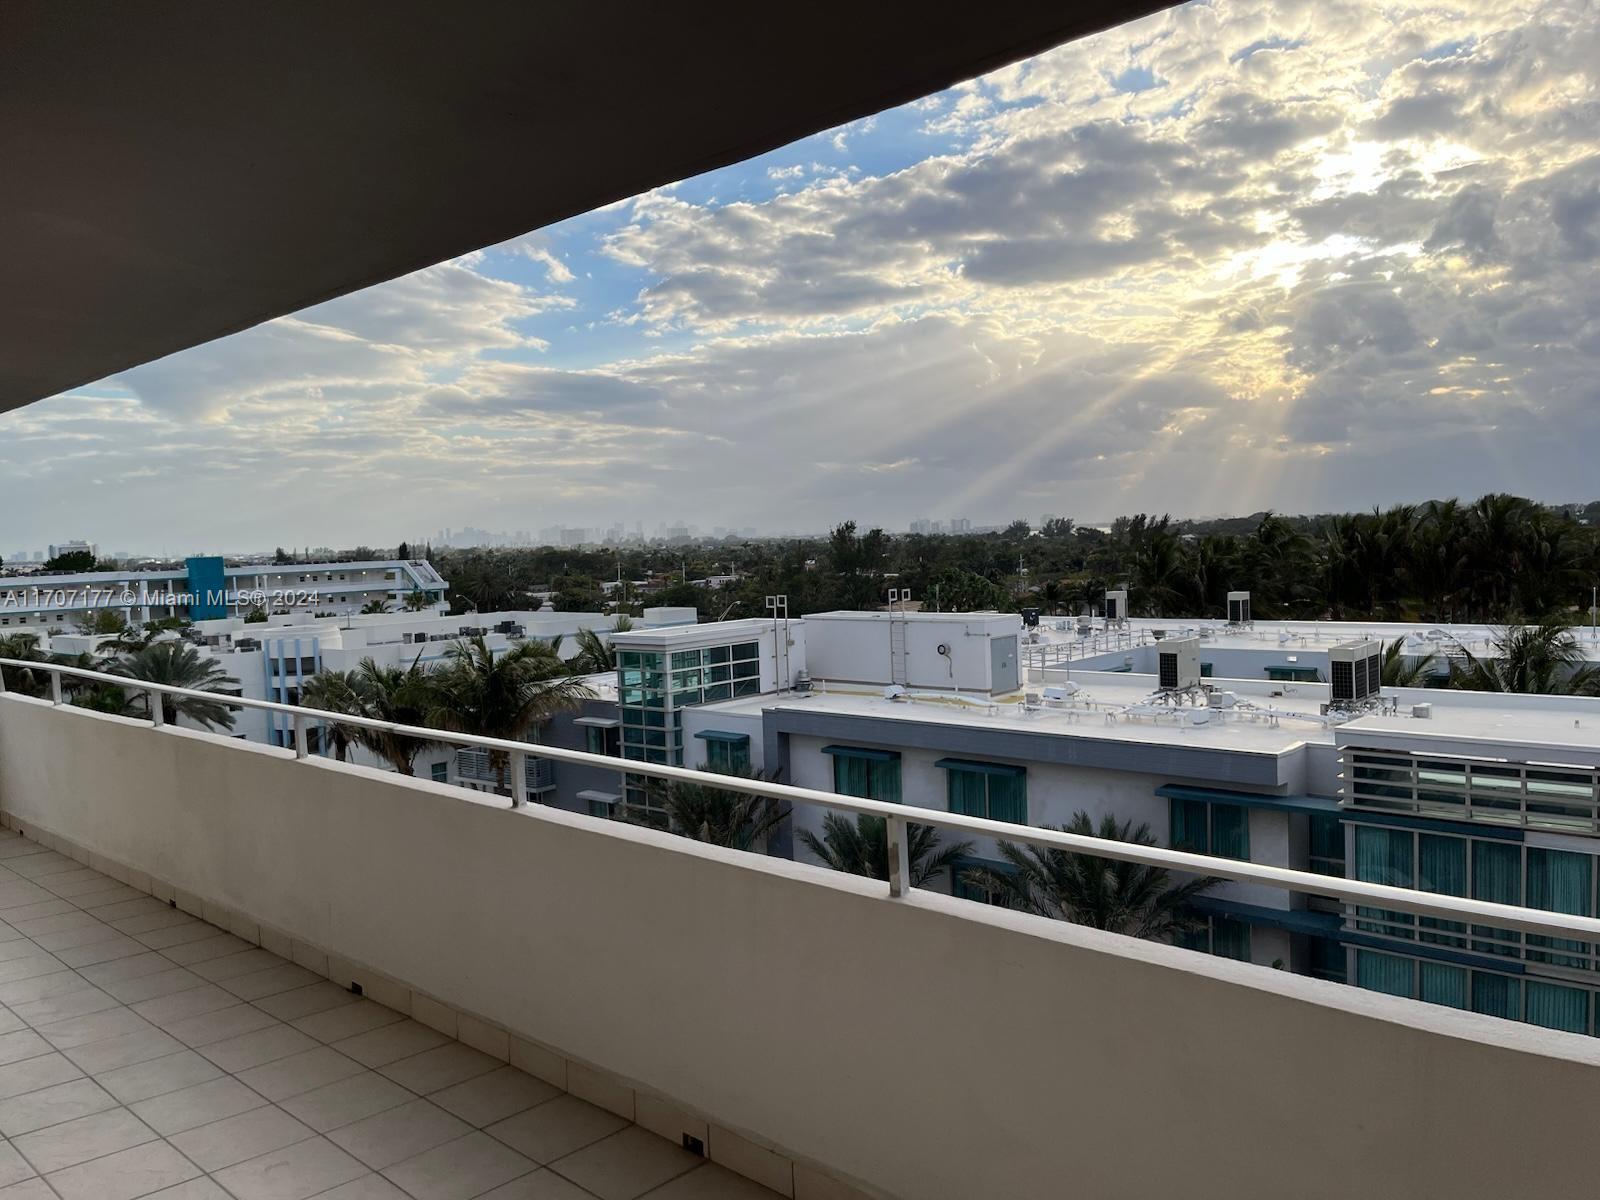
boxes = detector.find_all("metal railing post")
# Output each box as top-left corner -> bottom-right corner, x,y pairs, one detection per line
293,714 -> 308,759
511,751 -> 528,808
149,687 -> 165,727
887,814 -> 911,898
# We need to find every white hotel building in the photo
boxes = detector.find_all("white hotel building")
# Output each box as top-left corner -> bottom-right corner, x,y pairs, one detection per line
0,555 -> 450,629
599,606 -> 1600,1037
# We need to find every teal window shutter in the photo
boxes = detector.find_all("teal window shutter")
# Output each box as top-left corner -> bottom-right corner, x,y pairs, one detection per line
1419,962 -> 1468,1009
1471,972 -> 1520,1020
1526,848 -> 1591,968
1418,834 -> 1467,948
1356,950 -> 1414,998
1471,841 -> 1522,957
1525,980 -> 1588,1034
947,770 -> 986,818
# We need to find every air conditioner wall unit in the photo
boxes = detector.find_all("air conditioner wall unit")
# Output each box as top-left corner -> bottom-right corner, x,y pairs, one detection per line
1157,637 -> 1202,691
1330,639 -> 1384,703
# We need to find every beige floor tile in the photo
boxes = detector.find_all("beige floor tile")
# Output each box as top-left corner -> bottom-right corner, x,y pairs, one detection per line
141,1179 -> 233,1199
279,1070 -> 413,1133
253,981 -> 360,1023
163,1002 -> 278,1047
0,970 -> 92,1006
198,1022 -> 317,1073
0,1008 -> 22,1036
11,1105 -> 157,1173
0,1028 -> 52,1064
291,1000 -> 404,1044
130,983 -> 239,1028
639,1162 -> 781,1199
43,1139 -> 200,1200
93,1048 -> 223,1104
0,1077 -> 117,1137
236,1045 -> 365,1102
29,922 -> 121,952
0,900 -> 78,924
312,1176 -> 413,1199
10,984 -> 120,1028
160,933 -> 251,966
327,1096 -> 472,1169
9,911 -> 102,937
100,967 -> 206,1005
212,1134 -> 367,1200
111,909 -> 197,936
0,1140 -> 34,1188
61,1024 -> 183,1074
0,1051 -> 83,1100
479,1168 -> 605,1198
37,1003 -> 152,1049
0,942 -> 47,966
221,963 -> 322,1002
130,1074 -> 267,1135
189,949 -> 288,982
134,922 -> 221,951
379,1040 -> 500,1094
56,935 -> 150,968
334,1019 -> 449,1068
89,898 -> 172,924
382,1129 -> 538,1200
0,956 -> 66,986
488,1095 -> 628,1165
550,1127 -> 702,1200
0,1178 -> 56,1200
431,1065 -> 561,1127
170,1103 -> 314,1171
78,951 -> 178,985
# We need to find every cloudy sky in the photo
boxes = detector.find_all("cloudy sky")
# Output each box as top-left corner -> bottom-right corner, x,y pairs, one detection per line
5,0 -> 1599,555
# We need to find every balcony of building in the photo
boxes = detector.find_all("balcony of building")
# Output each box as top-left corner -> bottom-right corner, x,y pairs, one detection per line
5,660 -> 1600,1199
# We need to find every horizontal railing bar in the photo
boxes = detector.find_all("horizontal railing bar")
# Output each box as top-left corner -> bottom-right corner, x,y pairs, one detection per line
7,655 -> 1600,941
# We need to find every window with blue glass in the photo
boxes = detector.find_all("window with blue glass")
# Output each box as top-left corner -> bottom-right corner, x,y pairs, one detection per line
1170,797 -> 1248,860
824,747 -> 901,802
1308,812 -> 1344,877
696,730 -> 751,774
1173,913 -> 1250,962
937,760 -> 1026,824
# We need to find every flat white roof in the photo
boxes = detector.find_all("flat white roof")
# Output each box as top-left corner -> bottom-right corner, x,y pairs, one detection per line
612,618 -> 783,648
697,669 -> 1600,760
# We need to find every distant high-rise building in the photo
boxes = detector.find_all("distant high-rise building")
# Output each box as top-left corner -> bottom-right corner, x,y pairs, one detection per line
949,518 -> 971,534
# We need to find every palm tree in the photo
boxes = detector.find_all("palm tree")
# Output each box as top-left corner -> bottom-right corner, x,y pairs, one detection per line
1450,619 -> 1600,695
427,636 -> 594,793
111,642 -> 240,731
359,599 -> 392,615
351,655 -> 438,775
403,588 -> 431,612
1380,636 -> 1440,688
298,669 -> 366,761
570,617 -> 633,674
644,767 -> 787,852
799,813 -> 972,886
0,633 -> 48,696
964,812 -> 1215,939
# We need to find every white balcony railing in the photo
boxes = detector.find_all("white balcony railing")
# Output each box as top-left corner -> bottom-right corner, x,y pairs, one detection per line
7,654 -> 1600,943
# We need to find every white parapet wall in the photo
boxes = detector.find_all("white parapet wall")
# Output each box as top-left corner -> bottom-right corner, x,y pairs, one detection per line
5,693 -> 1600,1199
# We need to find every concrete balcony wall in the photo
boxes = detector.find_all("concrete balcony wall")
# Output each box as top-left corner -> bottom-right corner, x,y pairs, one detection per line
4,693 -> 1600,1200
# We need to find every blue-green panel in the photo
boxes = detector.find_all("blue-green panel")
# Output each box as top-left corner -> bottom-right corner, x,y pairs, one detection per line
185,556 -> 228,620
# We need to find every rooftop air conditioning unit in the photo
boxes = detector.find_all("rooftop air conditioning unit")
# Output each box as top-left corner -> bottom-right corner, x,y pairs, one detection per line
1330,639 -> 1384,704
1104,590 -> 1128,622
1227,591 -> 1251,625
1021,607 -> 1040,628
1157,636 -> 1202,691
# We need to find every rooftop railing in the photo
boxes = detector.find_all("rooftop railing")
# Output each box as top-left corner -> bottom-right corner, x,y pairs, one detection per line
8,654 -> 1600,946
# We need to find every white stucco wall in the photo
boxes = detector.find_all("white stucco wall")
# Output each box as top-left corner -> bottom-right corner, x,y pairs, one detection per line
4,694 -> 1600,1200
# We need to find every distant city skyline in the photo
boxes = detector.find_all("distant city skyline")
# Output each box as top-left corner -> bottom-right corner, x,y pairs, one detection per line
4,1 -> 1597,548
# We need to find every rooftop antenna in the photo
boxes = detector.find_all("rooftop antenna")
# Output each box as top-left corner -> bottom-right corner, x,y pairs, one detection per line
765,594 -> 790,691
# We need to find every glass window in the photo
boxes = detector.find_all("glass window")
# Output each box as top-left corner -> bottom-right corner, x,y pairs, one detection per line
1525,980 -> 1588,1034
1356,950 -> 1413,998
1308,812 -> 1344,877
1211,917 -> 1250,962
671,650 -> 702,669
1418,962 -> 1468,1009
429,761 -> 448,783
1471,972 -> 1520,1020
833,753 -> 900,803
731,641 -> 759,660
1354,826 -> 1414,938
1418,834 -> 1467,948
1526,848 -> 1591,969
1170,798 -> 1208,854
1168,799 -> 1246,859
1309,937 -> 1345,983
704,736 -> 750,774
1471,841 -> 1522,957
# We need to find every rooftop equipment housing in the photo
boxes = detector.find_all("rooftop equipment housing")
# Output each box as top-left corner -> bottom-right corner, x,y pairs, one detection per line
1227,591 -> 1251,626
1104,590 -> 1128,623
1329,639 -> 1384,704
1157,636 -> 1202,692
